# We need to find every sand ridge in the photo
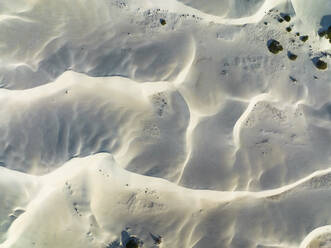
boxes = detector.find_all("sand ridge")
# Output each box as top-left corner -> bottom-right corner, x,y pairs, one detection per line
0,0 -> 330,247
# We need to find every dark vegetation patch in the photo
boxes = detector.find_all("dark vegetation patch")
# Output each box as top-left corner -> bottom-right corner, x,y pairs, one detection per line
314,58 -> 328,70
288,51 -> 297,61
150,233 -> 162,245
126,239 -> 139,248
289,76 -> 297,82
280,13 -> 291,22
318,30 -> 326,37
267,39 -> 283,54
120,231 -> 143,248
318,26 -> 331,43
286,26 -> 292,32
300,35 -> 309,42
277,17 -> 284,23
327,27 -> 331,40
319,15 -> 331,40
160,18 -> 166,25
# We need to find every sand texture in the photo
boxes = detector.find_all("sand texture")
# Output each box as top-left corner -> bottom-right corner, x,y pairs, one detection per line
0,0 -> 330,247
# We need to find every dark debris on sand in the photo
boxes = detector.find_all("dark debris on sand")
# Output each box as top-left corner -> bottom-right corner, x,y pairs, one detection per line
267,39 -> 283,54
160,18 -> 166,25
288,51 -> 298,61
314,59 -> 328,70
300,35 -> 309,42
280,13 -> 291,22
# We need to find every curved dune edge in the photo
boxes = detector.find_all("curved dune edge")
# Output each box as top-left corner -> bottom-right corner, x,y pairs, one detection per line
0,0 -> 330,247
300,226 -> 331,248
130,0 -> 289,25
1,153 -> 331,247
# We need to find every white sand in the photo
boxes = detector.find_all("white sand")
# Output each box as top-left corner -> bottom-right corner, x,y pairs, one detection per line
0,0 -> 330,247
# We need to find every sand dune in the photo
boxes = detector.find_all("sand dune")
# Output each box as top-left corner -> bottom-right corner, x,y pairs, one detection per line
0,0 -> 330,247
2,154 -> 331,247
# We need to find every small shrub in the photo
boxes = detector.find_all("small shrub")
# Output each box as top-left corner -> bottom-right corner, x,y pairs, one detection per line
318,30 -> 326,37
125,237 -> 143,248
282,14 -> 291,22
288,52 -> 297,61
315,59 -> 327,70
126,239 -> 139,248
150,233 -> 162,245
286,27 -> 292,32
325,26 -> 331,42
289,76 -> 297,82
300,35 -> 309,42
160,18 -> 166,25
267,40 -> 283,54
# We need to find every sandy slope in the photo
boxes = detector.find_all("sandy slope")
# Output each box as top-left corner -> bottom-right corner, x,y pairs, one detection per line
0,0 -> 330,247
2,154 -> 331,248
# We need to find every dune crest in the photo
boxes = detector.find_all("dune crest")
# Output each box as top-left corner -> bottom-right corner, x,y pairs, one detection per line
0,0 -> 330,247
